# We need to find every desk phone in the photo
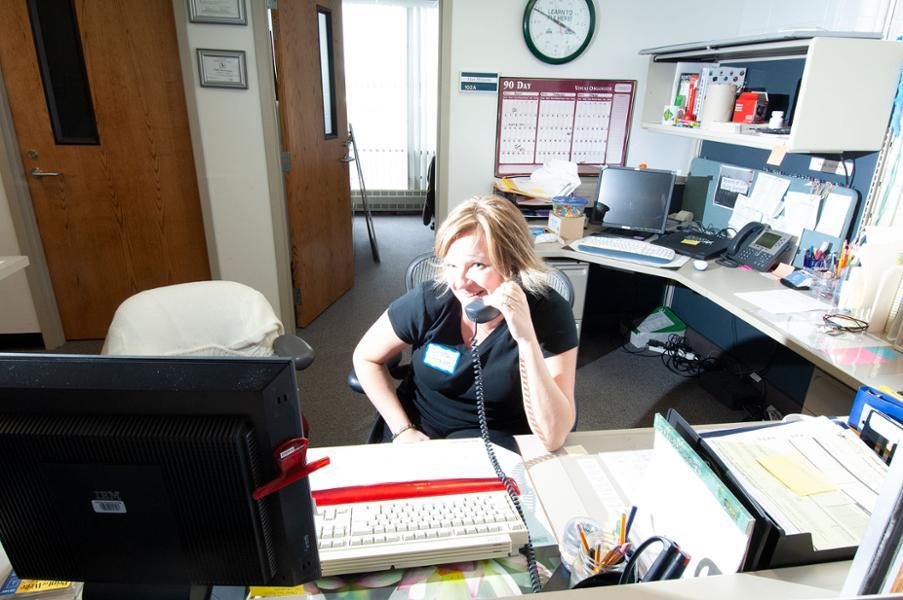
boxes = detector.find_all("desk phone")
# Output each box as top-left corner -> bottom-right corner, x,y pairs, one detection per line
723,223 -> 794,272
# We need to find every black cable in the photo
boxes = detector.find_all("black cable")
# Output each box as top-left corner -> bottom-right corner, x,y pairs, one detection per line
838,152 -> 850,188
470,327 -> 542,594
618,536 -> 669,584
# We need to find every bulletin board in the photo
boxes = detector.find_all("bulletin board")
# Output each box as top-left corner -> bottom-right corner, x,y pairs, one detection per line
689,158 -> 858,267
494,77 -> 636,177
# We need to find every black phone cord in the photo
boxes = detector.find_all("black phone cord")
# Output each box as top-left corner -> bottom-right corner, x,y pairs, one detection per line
470,328 -> 542,593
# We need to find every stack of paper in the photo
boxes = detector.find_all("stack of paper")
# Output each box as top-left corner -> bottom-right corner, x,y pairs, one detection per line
704,417 -> 889,550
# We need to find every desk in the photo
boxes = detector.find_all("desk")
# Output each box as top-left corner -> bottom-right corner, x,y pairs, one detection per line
292,434 -> 853,599
536,239 -> 903,394
0,256 -> 28,282
515,427 -> 853,599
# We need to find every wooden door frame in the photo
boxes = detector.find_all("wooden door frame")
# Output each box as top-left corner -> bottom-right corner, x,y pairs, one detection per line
0,68 -> 64,348
248,0 -> 296,333
0,0 -> 297,347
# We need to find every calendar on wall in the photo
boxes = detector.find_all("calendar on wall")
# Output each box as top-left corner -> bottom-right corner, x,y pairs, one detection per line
494,77 -> 636,177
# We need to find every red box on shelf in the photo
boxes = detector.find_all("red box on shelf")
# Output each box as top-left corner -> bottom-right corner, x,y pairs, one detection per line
732,91 -> 768,124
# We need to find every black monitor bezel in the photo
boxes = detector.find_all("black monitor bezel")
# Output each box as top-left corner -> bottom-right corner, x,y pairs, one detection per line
590,165 -> 676,235
0,353 -> 320,592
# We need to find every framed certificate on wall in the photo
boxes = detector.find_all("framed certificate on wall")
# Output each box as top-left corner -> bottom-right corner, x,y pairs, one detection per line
197,49 -> 247,89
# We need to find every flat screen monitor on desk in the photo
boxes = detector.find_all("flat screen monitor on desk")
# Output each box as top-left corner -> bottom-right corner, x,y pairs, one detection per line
590,166 -> 676,235
0,354 -> 320,600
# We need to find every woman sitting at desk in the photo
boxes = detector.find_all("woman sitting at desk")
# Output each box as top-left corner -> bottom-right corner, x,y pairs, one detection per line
353,195 -> 578,452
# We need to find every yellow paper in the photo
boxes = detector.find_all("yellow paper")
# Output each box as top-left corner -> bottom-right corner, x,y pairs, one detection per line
878,386 -> 903,401
565,445 -> 588,455
680,239 -> 701,246
757,454 -> 836,496
248,585 -> 307,597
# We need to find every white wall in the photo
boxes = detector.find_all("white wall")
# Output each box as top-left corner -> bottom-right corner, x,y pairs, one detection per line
0,182 -> 39,333
439,0 -> 895,218
173,2 -> 282,316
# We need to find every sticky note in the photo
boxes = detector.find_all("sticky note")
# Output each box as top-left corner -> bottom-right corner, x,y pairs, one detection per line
757,454 -> 836,496
680,239 -> 700,246
565,445 -> 588,455
248,585 -> 307,598
767,145 -> 787,166
772,263 -> 795,279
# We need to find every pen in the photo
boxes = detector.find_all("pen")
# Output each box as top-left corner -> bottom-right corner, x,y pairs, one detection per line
625,506 -> 637,539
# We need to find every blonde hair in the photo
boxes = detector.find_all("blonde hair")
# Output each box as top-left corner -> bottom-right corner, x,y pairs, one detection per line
433,195 -> 551,295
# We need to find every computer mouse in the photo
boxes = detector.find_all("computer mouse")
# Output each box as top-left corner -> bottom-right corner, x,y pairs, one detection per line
693,260 -> 709,271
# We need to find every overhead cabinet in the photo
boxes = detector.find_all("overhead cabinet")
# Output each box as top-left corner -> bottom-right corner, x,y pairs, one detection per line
639,35 -> 903,153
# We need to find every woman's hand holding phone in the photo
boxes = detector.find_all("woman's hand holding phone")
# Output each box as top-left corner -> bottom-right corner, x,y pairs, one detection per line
488,281 -> 534,345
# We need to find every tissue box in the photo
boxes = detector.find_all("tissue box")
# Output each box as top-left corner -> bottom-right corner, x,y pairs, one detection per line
548,213 -> 585,243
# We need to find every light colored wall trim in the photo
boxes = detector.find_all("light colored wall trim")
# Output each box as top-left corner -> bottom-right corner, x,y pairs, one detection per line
436,0 -> 452,225
0,66 -> 64,348
171,0 -> 221,281
250,1 -> 295,332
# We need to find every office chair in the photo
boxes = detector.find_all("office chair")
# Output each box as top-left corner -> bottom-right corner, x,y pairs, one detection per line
102,280 -> 314,368
349,254 -> 575,442
103,280 -> 315,428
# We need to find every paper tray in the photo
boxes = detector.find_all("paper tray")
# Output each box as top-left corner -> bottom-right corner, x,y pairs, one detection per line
665,409 -> 857,571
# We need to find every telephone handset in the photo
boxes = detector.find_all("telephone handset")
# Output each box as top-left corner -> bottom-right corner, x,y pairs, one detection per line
718,221 -> 794,272
464,298 -> 501,324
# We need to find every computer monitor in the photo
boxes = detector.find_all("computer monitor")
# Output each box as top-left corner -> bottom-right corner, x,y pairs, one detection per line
590,166 -> 676,235
0,354 -> 320,599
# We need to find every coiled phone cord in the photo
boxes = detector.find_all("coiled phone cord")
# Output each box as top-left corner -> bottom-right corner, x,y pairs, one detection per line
469,328 -> 542,594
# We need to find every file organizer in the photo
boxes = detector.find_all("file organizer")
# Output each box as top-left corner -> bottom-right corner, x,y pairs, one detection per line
665,409 -> 858,571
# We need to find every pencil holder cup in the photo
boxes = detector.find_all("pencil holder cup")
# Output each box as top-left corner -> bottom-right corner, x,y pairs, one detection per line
570,563 -> 624,588
568,529 -> 625,588
559,517 -> 602,571
812,269 -> 838,303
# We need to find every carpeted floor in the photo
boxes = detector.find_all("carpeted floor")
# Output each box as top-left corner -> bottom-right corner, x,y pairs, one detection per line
12,214 -> 749,447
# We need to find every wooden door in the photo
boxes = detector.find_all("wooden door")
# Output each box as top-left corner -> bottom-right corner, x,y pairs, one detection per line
271,0 -> 354,327
0,0 -> 210,340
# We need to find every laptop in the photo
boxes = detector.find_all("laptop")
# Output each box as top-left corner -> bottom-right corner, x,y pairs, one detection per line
652,230 -> 730,260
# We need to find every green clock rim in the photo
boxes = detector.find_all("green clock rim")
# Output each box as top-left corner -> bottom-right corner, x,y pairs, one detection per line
522,0 -> 596,65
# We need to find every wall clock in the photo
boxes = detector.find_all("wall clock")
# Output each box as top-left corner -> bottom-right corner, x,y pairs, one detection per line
523,0 -> 596,65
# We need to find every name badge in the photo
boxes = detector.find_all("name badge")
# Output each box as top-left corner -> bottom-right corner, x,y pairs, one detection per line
423,343 -> 460,374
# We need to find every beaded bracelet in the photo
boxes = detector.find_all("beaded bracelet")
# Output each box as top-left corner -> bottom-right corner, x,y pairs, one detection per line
391,423 -> 416,441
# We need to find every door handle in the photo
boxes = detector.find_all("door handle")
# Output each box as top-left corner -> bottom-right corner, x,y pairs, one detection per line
30,167 -> 61,177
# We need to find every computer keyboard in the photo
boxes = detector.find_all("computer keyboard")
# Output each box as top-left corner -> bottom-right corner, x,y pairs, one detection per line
574,235 -> 676,265
315,491 -> 530,575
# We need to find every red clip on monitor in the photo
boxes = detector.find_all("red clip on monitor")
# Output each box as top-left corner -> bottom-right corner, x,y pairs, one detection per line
253,437 -> 330,500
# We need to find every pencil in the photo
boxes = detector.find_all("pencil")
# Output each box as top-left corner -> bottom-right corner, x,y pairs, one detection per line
576,523 -> 590,554
619,513 -> 627,545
